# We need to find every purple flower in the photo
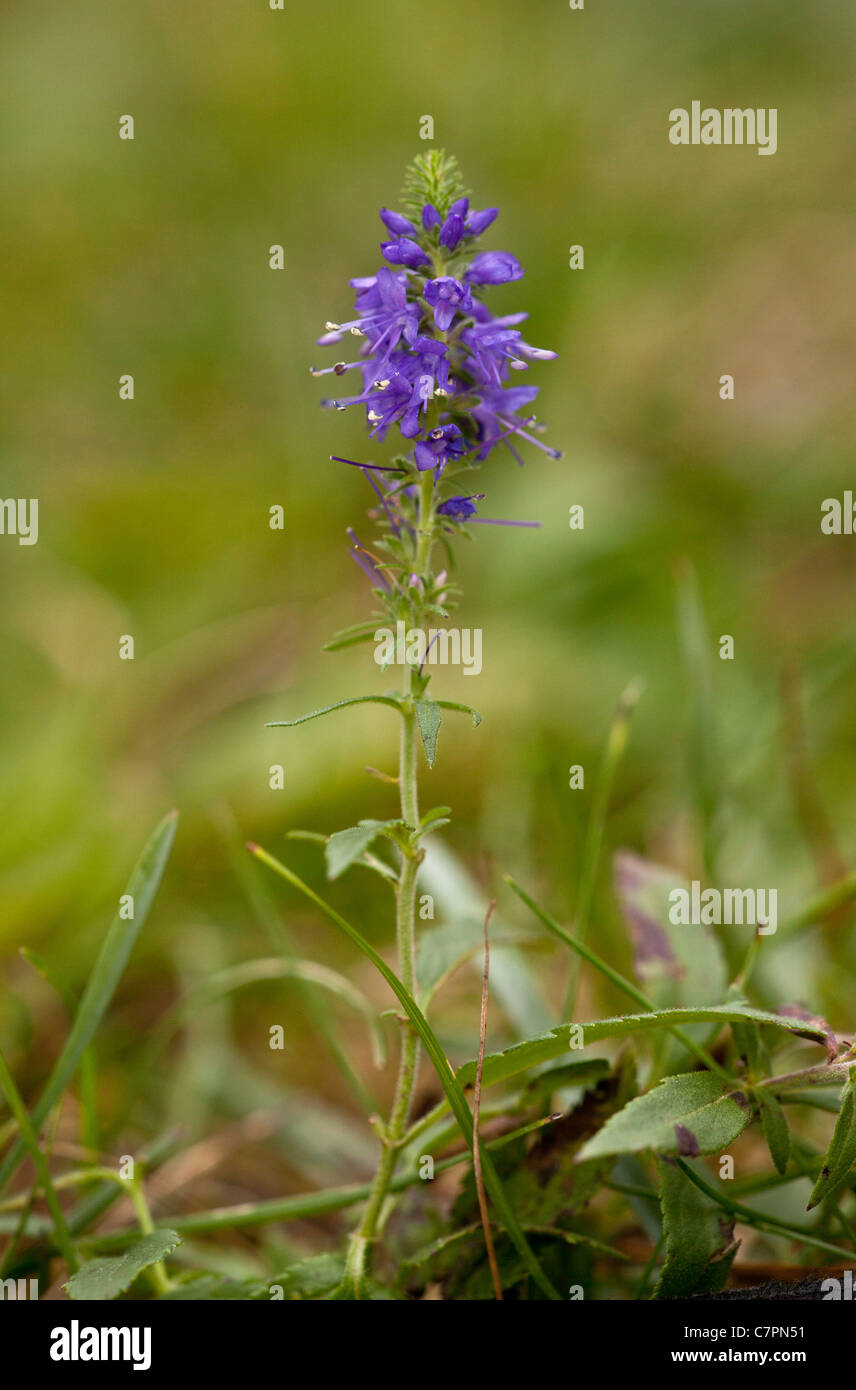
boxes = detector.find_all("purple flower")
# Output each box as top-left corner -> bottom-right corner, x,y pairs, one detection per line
325,338 -> 450,439
424,276 -> 473,332
465,207 -> 499,236
356,268 -> 422,371
462,313 -> 557,385
381,237 -> 430,269
470,383 -> 562,463
421,203 -> 442,231
380,207 -> 417,236
466,251 -> 524,285
414,423 -> 466,476
313,269 -> 424,381
439,211 -> 464,251
437,493 -> 484,520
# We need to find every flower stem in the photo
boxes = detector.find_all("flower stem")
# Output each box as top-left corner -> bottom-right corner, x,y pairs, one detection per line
341,474 -> 435,1298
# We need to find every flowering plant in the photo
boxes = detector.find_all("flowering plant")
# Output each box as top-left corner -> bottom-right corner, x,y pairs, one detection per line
259,150 -> 560,1296
5,155 -> 852,1311
244,154 -> 856,1303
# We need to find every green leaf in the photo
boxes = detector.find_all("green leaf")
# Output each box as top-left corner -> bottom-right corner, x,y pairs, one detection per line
274,1254 -> 346,1300
266,695 -> 402,728
808,1067 -> 856,1209
250,844 -> 561,1299
455,1005 -> 831,1093
757,1089 -> 791,1175
578,1072 -> 751,1160
414,699 -> 441,768
435,699 -> 482,727
415,818 -> 450,840
654,1158 -> 738,1298
64,1231 -> 182,1301
0,810 -> 179,1196
322,622 -> 382,652
325,820 -> 401,880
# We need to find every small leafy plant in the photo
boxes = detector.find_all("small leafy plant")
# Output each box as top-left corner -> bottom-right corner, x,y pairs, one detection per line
1,154 -> 854,1303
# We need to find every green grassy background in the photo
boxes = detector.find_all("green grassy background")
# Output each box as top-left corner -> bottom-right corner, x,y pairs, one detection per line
1,0 -> 855,1203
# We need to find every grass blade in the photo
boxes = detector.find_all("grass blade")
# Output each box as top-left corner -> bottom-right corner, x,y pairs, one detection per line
0,1044 -> 78,1272
0,810 -> 178,1195
564,679 -> 642,1017
675,560 -> 718,881
19,947 -> 99,1159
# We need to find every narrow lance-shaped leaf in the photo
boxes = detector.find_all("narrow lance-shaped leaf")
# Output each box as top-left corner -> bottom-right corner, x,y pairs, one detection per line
325,820 -> 401,880
0,810 -> 179,1196
808,1066 -> 856,1210
434,699 -> 482,727
266,695 -> 403,728
757,1089 -> 791,1176
456,1004 -> 831,1093
414,699 -> 442,768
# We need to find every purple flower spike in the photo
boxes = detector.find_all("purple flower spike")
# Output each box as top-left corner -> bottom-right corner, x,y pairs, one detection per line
380,207 -> 417,236
316,159 -> 559,541
424,276 -> 473,333
381,237 -> 430,269
466,251 -> 524,285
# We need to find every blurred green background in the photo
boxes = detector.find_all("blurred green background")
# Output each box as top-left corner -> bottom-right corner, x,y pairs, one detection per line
2,0 -> 855,1215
